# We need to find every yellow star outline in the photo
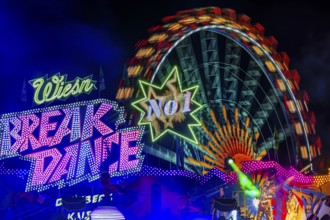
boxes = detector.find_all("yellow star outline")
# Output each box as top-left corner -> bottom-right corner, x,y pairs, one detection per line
131,66 -> 203,144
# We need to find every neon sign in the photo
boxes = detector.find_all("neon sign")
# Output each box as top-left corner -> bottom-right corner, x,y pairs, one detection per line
0,99 -> 144,191
132,66 -> 202,143
145,91 -> 192,119
55,193 -> 112,220
55,193 -> 111,207
29,73 -> 97,105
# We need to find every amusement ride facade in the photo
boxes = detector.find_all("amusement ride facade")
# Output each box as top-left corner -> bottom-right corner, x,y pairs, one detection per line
116,7 -> 329,219
0,6 -> 329,220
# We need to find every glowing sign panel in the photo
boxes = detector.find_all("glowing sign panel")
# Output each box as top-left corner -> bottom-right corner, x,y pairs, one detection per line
29,73 -> 97,105
132,67 -> 202,143
55,193 -> 112,220
0,99 -> 144,191
145,91 -> 192,119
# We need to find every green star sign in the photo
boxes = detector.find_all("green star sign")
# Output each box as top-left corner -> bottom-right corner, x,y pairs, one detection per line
132,66 -> 202,144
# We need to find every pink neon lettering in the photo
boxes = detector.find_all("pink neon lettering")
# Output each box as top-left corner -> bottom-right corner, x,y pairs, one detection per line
25,130 -> 142,189
27,148 -> 62,186
81,103 -> 113,140
103,132 -> 120,173
76,140 -> 99,177
103,132 -> 119,162
49,143 -> 79,183
39,110 -> 61,146
69,107 -> 81,142
119,130 -> 140,172
50,107 -> 81,146
0,117 -> 21,155
0,101 -> 144,191
12,114 -> 42,153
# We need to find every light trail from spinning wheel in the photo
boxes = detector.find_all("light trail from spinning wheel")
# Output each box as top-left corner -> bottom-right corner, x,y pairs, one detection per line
116,7 -> 322,176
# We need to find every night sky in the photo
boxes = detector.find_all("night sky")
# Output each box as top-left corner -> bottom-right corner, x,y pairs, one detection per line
0,1 -> 329,166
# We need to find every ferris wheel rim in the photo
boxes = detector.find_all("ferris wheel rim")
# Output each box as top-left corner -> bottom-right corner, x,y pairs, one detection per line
149,24 -> 311,164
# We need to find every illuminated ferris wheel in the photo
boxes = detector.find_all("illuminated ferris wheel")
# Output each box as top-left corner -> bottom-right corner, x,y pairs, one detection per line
116,7 -> 321,175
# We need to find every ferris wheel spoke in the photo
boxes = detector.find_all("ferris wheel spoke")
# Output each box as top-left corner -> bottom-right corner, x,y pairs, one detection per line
252,90 -> 278,130
238,60 -> 262,114
223,38 -> 242,106
175,37 -> 207,104
258,127 -> 292,163
176,35 -> 217,147
262,127 -> 291,149
221,67 -> 275,138
156,58 -> 173,83
226,58 -> 291,156
200,31 -> 222,103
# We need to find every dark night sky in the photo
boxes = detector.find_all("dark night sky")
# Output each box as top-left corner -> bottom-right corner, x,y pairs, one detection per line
0,0 -> 329,164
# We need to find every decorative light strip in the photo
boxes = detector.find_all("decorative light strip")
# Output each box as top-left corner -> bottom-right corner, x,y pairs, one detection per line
240,161 -> 314,185
1,159 -> 327,188
0,162 -> 29,179
117,160 -> 325,187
